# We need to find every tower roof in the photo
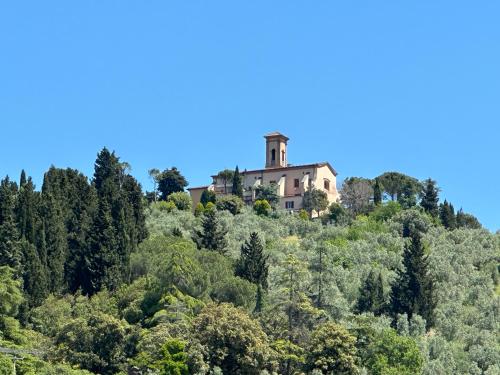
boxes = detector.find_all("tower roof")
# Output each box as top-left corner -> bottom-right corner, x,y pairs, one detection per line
264,131 -> 289,141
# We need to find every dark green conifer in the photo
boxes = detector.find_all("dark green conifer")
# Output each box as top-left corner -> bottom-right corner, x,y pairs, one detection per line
86,199 -> 119,294
193,209 -> 227,254
373,178 -> 382,205
420,178 -> 439,217
390,231 -> 435,329
20,238 -> 48,307
235,232 -> 269,290
0,177 -> 21,272
356,270 -> 385,316
41,189 -> 68,293
15,175 -> 37,244
231,165 -> 243,198
439,200 -> 456,229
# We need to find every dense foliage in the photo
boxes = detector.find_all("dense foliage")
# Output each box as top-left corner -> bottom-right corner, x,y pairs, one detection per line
0,152 -> 498,374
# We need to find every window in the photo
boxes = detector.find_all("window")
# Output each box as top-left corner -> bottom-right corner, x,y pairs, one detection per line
324,180 -> 330,191
285,201 -> 294,209
294,178 -> 300,188
282,150 -> 285,162
271,149 -> 276,161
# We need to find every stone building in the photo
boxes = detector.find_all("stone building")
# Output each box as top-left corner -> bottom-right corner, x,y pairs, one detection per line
188,132 -> 339,213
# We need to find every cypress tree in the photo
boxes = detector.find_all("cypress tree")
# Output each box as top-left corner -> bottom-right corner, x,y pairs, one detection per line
420,178 -> 439,217
15,175 -> 37,244
231,165 -> 243,198
390,231 -> 435,329
439,200 -> 456,229
41,189 -> 68,293
19,169 -> 27,188
235,232 -> 269,289
0,177 -> 21,272
85,199 -> 119,294
373,178 -> 382,205
20,238 -> 48,307
193,209 -> 227,254
356,270 -> 385,316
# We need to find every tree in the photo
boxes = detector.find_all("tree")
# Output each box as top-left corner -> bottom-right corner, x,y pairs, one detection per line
364,329 -> 423,375
157,167 -> 188,201
390,229 -> 435,329
302,188 -> 329,218
327,202 -> 350,225
255,184 -> 280,208
167,192 -> 192,211
274,254 -> 321,346
200,190 -> 216,206
376,172 -> 419,202
235,232 -> 269,290
189,303 -> 271,374
356,270 -> 385,316
15,173 -> 37,244
0,266 -> 23,317
216,169 -> 234,194
231,165 -> 243,198
215,195 -> 244,215
53,313 -> 129,374
439,200 -> 456,229
193,209 -> 227,254
456,208 -> 482,229
304,322 -> 359,375
41,188 -> 68,293
156,339 -> 189,375
148,168 -> 161,202
253,199 -> 271,216
85,199 -> 120,294
0,177 -> 21,272
340,177 -> 373,216
20,238 -> 48,307
373,178 -> 382,205
420,178 -> 440,217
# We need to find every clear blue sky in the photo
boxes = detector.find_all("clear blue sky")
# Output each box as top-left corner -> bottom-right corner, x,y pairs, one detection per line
0,2 -> 498,231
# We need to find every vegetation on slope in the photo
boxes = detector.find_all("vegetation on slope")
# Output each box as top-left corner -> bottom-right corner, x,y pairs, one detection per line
0,150 -> 498,374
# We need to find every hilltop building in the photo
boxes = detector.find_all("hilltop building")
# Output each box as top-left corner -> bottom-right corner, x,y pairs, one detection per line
188,132 -> 339,213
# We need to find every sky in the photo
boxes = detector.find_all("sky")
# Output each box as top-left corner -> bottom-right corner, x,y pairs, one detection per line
0,1 -> 498,231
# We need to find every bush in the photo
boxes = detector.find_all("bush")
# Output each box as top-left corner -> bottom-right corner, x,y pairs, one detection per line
153,200 -> 177,212
194,203 -> 204,217
216,195 -> 244,215
167,192 -> 192,211
254,199 -> 272,216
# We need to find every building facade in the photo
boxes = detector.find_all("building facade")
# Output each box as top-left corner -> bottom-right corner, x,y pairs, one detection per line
188,132 -> 339,213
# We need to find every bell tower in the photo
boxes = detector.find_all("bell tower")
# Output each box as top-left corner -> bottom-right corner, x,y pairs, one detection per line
265,132 -> 289,168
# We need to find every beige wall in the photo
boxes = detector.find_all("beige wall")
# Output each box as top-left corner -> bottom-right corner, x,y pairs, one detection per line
188,187 -> 207,210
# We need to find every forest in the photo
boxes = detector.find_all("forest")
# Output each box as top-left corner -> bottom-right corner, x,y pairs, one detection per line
0,148 -> 498,374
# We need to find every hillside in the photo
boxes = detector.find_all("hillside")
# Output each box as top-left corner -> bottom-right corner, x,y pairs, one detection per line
0,149 -> 498,375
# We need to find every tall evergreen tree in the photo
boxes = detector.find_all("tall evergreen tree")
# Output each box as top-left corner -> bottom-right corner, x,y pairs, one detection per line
85,199 -> 119,294
420,178 -> 439,217
15,175 -> 37,244
20,238 -> 48,307
0,177 -> 21,272
41,188 -> 68,293
439,200 -> 456,229
231,165 -> 243,198
43,167 -> 97,293
373,178 -> 382,205
235,232 -> 269,289
390,230 -> 435,329
193,209 -> 227,254
356,270 -> 385,316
